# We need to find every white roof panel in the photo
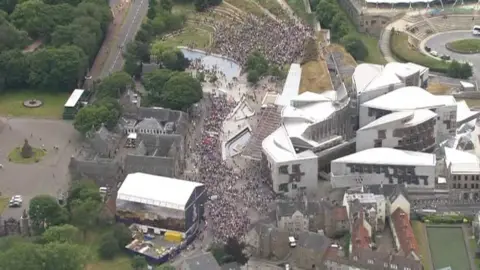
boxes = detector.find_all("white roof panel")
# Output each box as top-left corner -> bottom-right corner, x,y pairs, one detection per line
352,63 -> 384,93
332,147 -> 436,166
362,86 -> 447,111
275,64 -> 302,106
117,173 -> 203,210
456,100 -> 480,123
359,109 -> 437,131
64,89 -> 85,107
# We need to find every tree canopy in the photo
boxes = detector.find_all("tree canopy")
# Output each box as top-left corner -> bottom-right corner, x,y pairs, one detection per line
341,35 -> 368,61
447,60 -> 473,79
316,0 -> 350,41
143,69 -> 202,110
29,195 -> 68,234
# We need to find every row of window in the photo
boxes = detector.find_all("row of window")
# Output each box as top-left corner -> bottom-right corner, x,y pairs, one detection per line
452,183 -> 480,189
452,174 -> 480,181
347,164 -> 416,175
350,256 -> 412,270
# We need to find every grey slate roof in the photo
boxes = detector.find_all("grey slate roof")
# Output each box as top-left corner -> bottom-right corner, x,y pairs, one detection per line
276,200 -> 320,218
297,231 -> 331,252
136,117 -> 162,130
183,252 -> 221,270
364,184 -> 409,202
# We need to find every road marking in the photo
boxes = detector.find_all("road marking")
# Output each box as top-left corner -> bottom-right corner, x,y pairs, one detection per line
109,0 -> 145,74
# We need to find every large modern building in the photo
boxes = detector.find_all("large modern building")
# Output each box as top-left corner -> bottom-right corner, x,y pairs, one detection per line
356,109 -> 437,152
359,86 -> 458,143
116,173 -> 206,236
330,148 -> 436,189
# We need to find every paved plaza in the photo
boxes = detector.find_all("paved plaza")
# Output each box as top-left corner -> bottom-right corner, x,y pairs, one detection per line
0,118 -> 81,218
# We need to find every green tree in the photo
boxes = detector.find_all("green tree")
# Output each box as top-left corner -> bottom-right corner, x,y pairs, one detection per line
0,0 -> 17,14
98,232 -> 120,259
113,223 -> 133,248
131,255 -> 148,270
42,224 -> 80,244
27,45 -> 88,92
331,14 -> 349,41
0,242 -> 44,270
316,0 -> 337,28
246,51 -> 269,76
143,69 -> 175,104
67,181 -> 102,209
0,19 -> 30,52
10,0 -> 55,38
70,198 -> 102,235
0,49 -> 29,89
158,72 -> 203,110
158,48 -> 189,71
448,60 -> 473,79
96,71 -> 133,99
74,0 -> 112,33
160,0 -> 172,12
341,35 -> 368,61
42,242 -> 87,270
247,69 -> 260,84
29,195 -> 68,234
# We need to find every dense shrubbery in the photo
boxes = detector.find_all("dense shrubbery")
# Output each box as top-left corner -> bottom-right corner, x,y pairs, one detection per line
447,60 -> 473,79
0,0 -> 111,92
422,215 -> 471,224
315,0 -> 367,61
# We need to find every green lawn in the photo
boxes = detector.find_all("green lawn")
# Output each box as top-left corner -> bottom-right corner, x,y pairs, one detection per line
0,91 -> 69,119
412,221 -> 432,270
8,147 -> 46,164
447,38 -> 480,53
161,26 -> 212,49
390,32 -> 449,72
285,0 -> 315,25
426,226 -> 470,270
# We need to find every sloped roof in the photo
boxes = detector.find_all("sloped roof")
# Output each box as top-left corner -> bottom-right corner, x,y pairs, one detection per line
391,208 -> 419,257
183,252 -> 221,270
362,86 -> 448,111
351,214 -> 371,251
359,109 -> 436,131
297,231 -> 331,253
332,147 -> 436,167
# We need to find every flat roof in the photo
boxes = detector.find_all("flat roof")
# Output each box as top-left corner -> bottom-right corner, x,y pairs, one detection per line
444,147 -> 480,173
359,109 -> 436,131
117,173 -> 204,210
64,89 -> 85,107
362,86 -> 448,111
275,64 -> 302,106
332,147 -> 436,167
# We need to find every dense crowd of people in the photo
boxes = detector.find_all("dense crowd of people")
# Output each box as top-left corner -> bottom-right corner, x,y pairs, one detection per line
187,90 -> 274,243
212,15 -> 312,66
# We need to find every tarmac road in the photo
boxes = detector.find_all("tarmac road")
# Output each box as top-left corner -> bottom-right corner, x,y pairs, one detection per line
424,31 -> 480,82
102,0 -> 149,77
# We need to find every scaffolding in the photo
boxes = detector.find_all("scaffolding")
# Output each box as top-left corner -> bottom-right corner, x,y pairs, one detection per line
242,105 -> 282,161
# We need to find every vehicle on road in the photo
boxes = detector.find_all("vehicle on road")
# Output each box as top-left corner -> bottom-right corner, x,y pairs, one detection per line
473,25 -> 480,35
9,195 -> 23,207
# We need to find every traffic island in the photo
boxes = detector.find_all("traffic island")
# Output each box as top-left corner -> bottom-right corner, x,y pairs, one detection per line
446,39 -> 480,54
8,139 -> 46,164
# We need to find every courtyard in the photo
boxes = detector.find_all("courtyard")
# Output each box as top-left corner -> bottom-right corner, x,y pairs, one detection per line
0,117 -> 81,219
426,225 -> 471,270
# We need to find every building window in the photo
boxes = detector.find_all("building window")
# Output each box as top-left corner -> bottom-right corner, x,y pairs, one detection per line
391,264 -> 398,269
367,259 -> 374,264
452,183 -> 456,189
465,183 -> 468,189
378,130 -> 386,139
279,165 -> 288,174
465,175 -> 468,181
477,175 -> 479,181
279,183 -> 288,192
472,184 -> 475,189
477,184 -> 479,189
292,184 -> 297,189
353,256 -> 358,261
453,175 -> 457,180
374,139 -> 382,148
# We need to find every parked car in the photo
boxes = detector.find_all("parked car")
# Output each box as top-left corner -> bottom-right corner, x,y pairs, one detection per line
9,195 -> 23,207
430,50 -> 438,57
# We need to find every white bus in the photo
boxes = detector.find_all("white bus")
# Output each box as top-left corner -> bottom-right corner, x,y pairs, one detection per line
473,25 -> 480,35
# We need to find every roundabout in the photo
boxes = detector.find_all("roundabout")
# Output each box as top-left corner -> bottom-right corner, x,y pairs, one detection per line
423,31 -> 480,78
446,38 -> 480,54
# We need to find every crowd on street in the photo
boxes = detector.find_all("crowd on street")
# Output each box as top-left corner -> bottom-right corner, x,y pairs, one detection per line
187,91 -> 274,244
212,15 -> 312,66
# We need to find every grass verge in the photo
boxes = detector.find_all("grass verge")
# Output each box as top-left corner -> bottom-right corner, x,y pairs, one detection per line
286,0 -> 310,22
8,147 -> 46,164
412,221 -> 432,270
447,38 -> 480,54
161,26 -> 212,49
390,32 -> 449,73
299,60 -> 332,93
0,198 -> 9,214
255,0 -> 289,20
224,0 -> 264,17
0,91 -> 69,119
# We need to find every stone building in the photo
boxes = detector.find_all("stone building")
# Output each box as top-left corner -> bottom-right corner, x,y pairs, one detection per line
292,231 -> 332,270
323,204 -> 349,238
245,223 -> 290,260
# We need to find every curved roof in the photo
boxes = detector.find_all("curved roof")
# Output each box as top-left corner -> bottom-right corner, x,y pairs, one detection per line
332,147 -> 436,166
117,173 -> 203,210
362,86 -> 447,111
359,109 -> 436,131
